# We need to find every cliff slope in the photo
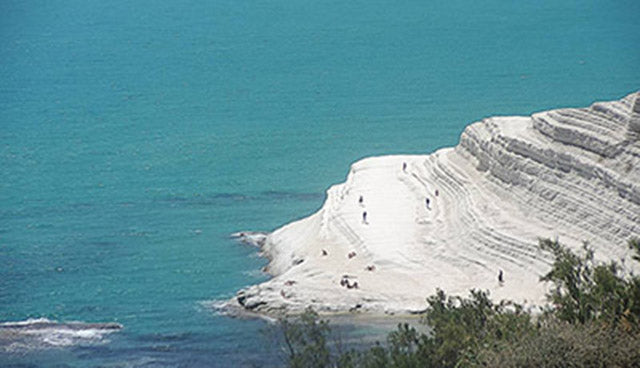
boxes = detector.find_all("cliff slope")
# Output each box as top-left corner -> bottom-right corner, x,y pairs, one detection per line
232,92 -> 640,316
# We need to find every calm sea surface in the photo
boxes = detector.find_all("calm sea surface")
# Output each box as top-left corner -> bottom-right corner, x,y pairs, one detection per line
1,0 -> 638,366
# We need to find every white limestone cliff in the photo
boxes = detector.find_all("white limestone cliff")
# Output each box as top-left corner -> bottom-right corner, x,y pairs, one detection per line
231,92 -> 640,316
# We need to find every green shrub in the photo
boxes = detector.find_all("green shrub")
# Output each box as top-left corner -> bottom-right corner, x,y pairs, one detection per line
277,307 -> 331,368
476,319 -> 640,368
540,238 -> 640,330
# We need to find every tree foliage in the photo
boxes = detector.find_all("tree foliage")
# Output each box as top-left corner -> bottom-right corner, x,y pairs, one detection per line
277,307 -> 331,368
540,238 -> 640,330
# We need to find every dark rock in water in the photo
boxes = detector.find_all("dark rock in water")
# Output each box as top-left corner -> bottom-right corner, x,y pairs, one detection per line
231,231 -> 268,247
234,288 -> 271,312
237,291 -> 248,306
241,296 -> 267,311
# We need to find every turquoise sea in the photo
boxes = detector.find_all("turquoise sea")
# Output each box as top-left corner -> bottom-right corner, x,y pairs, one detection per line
1,0 -> 638,366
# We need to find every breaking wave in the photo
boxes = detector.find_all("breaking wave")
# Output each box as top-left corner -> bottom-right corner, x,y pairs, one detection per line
0,318 -> 122,353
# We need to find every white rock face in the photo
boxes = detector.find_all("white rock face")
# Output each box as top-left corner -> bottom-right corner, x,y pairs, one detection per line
231,92 -> 640,316
629,93 -> 640,134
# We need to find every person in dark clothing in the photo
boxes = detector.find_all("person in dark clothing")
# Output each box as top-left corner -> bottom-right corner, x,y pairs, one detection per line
498,269 -> 504,283
403,162 -> 407,172
359,195 -> 364,205
362,211 -> 368,224
425,197 -> 430,209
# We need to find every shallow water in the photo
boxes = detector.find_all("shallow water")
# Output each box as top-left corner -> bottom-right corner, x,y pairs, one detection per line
1,0 -> 638,366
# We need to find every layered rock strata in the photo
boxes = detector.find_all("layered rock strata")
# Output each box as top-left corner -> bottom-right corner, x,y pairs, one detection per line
231,92 -> 640,316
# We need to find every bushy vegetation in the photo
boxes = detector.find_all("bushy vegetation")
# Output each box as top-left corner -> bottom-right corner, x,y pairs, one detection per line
278,309 -> 332,368
539,238 -> 640,330
271,238 -> 640,367
477,319 -> 640,367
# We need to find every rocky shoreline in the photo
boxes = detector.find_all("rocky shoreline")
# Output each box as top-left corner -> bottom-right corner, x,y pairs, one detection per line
227,92 -> 640,317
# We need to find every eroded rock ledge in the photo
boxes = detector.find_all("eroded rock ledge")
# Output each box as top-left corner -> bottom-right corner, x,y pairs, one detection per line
228,92 -> 640,316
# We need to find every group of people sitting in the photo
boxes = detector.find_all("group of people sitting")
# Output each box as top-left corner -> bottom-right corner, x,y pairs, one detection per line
340,275 -> 359,289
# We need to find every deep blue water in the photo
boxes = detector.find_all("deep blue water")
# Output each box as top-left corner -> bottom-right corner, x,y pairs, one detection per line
1,0 -> 638,366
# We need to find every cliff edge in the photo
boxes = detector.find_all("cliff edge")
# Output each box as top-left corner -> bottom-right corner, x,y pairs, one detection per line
231,92 -> 640,316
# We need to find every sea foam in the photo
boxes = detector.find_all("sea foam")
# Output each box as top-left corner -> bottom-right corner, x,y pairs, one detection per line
0,318 -> 122,353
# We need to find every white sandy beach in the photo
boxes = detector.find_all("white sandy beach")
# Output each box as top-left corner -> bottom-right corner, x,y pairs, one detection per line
231,92 -> 640,316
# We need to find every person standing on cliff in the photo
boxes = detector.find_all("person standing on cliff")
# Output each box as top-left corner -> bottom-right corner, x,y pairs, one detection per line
403,162 -> 407,172
498,269 -> 504,284
362,211 -> 368,224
